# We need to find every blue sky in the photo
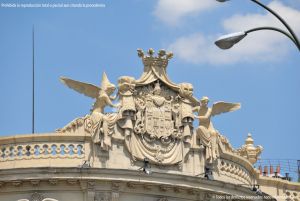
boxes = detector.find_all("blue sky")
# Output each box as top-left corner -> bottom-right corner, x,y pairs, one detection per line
0,0 -> 299,162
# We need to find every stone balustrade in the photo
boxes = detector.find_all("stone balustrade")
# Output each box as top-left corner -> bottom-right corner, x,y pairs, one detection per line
0,133 -> 90,169
0,143 -> 84,161
218,158 -> 252,185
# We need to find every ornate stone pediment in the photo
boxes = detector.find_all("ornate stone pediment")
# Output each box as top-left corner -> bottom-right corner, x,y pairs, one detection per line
57,48 -> 248,167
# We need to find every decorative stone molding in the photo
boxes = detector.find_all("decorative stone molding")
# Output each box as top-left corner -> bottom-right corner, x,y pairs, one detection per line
256,176 -> 300,201
56,117 -> 85,133
12,180 -> 22,187
0,167 -> 272,201
111,182 -> 120,190
173,187 -> 184,193
48,179 -> 58,185
187,189 -> 197,195
111,192 -> 119,201
157,198 -> 168,201
67,179 -> 78,185
126,182 -> 138,189
30,179 -> 40,186
31,192 -> 44,201
144,184 -> 153,190
87,181 -> 95,189
0,181 -> 4,188
218,159 -> 252,185
285,190 -> 300,201
159,185 -> 168,192
95,192 -> 110,201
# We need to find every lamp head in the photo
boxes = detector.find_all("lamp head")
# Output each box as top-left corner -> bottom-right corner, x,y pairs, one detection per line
216,0 -> 230,2
204,166 -> 214,180
215,32 -> 247,49
143,158 -> 152,175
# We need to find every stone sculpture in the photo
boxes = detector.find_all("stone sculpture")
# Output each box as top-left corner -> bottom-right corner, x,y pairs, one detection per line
117,76 -> 136,138
58,48 -> 250,169
60,72 -> 119,151
193,96 -> 241,163
237,133 -> 263,164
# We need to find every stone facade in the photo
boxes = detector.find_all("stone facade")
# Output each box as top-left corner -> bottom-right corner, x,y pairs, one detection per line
0,49 -> 299,201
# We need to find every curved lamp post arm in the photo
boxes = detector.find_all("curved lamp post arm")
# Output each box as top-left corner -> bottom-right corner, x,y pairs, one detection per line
215,26 -> 300,50
246,27 -> 300,50
216,0 -> 300,51
250,0 -> 300,48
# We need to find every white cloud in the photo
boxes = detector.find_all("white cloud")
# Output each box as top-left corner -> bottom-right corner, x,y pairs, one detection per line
168,33 -> 256,65
167,1 -> 300,65
154,0 -> 218,26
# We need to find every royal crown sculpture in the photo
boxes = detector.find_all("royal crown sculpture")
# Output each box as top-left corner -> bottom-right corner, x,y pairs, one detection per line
57,48 -> 262,167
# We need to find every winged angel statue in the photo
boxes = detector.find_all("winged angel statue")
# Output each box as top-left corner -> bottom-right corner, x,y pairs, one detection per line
60,72 -> 119,151
194,96 -> 241,163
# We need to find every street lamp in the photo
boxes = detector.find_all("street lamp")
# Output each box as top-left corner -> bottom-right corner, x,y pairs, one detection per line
215,0 -> 300,51
215,32 -> 246,49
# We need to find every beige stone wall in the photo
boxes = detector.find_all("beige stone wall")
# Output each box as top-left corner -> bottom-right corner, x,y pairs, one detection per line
258,176 -> 300,201
0,132 -> 299,201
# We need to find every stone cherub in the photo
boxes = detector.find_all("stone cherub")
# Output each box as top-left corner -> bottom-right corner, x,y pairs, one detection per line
193,96 -> 241,163
60,72 -> 119,150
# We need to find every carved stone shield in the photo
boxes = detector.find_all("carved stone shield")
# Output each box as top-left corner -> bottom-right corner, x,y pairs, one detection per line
144,96 -> 174,138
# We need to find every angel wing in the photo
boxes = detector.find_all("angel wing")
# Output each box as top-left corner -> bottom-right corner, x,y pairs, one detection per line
211,101 -> 241,116
60,77 -> 101,99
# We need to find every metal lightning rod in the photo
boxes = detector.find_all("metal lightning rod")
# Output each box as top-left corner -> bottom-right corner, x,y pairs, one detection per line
32,26 -> 35,134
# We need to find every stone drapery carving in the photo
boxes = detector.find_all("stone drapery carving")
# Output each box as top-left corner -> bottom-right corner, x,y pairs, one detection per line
127,83 -> 185,164
193,96 -> 240,163
124,50 -> 197,165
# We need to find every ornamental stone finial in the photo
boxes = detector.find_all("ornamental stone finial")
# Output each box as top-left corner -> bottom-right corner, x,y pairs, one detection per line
237,133 -> 263,164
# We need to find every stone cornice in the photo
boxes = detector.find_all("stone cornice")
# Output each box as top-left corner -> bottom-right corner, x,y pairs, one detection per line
0,167 -> 256,197
0,132 -> 91,144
